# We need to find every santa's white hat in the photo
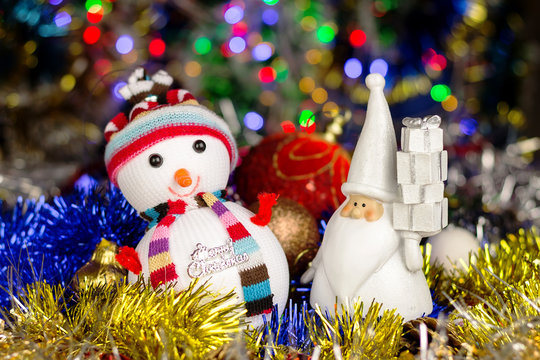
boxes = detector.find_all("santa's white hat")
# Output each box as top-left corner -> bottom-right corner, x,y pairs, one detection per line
341,73 -> 398,202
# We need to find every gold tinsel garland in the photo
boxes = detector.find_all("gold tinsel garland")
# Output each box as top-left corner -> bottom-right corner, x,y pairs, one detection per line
307,302 -> 403,359
431,228 -> 540,306
423,228 -> 540,359
0,228 -> 539,359
1,280 -> 244,359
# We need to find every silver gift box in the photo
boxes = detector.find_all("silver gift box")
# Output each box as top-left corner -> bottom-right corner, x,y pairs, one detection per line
393,198 -> 448,234
397,150 -> 448,184
401,127 -> 443,153
399,183 -> 445,204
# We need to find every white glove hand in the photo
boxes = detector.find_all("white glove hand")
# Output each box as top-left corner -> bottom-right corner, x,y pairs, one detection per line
401,231 -> 424,272
404,240 -> 424,272
300,266 -> 316,284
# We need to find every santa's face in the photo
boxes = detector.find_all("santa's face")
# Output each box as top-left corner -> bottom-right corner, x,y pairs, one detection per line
320,199 -> 399,300
340,194 -> 384,221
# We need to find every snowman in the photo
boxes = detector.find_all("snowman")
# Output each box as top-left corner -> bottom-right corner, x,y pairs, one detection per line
301,73 -> 438,322
104,68 -> 289,326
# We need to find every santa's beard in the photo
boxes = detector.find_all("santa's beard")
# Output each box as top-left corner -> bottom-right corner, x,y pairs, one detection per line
320,202 -> 400,301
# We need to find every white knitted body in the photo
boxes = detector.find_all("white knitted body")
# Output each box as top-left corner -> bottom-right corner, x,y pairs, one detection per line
310,201 -> 432,321
127,202 -> 289,327
117,134 -> 290,326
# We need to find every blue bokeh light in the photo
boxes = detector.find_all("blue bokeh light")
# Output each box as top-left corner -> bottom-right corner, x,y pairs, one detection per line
54,11 -> 71,27
252,43 -> 272,61
229,37 -> 246,53
224,5 -> 244,25
369,58 -> 389,77
116,35 -> 134,54
452,0 -> 468,15
244,112 -> 264,131
113,81 -> 127,100
344,58 -> 363,79
262,9 -> 279,25
459,118 -> 478,136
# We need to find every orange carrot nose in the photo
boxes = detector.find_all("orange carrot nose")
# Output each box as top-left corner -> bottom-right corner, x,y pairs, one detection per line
174,168 -> 192,187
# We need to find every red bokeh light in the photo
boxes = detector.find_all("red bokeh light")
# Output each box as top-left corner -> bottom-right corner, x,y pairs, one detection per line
221,3 -> 233,16
83,26 -> 101,44
429,54 -> 447,71
87,7 -> 104,23
232,21 -> 248,37
220,42 -> 234,57
149,38 -> 166,57
258,67 -> 277,83
94,58 -> 112,76
349,29 -> 366,47
422,48 -> 436,65
422,48 -> 447,71
281,120 -> 296,133
300,122 -> 316,134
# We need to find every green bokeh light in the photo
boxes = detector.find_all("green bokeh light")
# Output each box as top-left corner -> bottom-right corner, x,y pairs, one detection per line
299,109 -> 315,126
276,68 -> 288,82
273,59 -> 289,82
317,26 -> 335,43
85,0 -> 102,11
379,27 -> 396,47
194,37 -> 212,55
381,0 -> 399,10
262,0 -> 280,5
430,84 -> 451,102
102,0 -> 112,14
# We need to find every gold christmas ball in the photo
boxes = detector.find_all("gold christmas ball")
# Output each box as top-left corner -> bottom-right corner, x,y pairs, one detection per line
71,238 -> 127,291
250,197 -> 320,276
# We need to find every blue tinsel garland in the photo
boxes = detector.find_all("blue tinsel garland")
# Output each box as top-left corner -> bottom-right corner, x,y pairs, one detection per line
0,177 -> 146,309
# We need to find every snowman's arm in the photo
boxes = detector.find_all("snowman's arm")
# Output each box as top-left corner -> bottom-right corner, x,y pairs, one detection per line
250,193 -> 279,226
116,246 -> 142,275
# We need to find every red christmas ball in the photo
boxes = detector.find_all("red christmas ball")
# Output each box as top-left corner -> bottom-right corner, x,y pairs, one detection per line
235,132 -> 351,218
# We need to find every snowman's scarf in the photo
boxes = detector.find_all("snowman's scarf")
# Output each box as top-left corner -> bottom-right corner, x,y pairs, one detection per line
141,197 -> 198,288
142,190 -> 274,317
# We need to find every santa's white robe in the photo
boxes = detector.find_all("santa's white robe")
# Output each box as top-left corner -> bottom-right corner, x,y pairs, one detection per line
310,201 -> 433,321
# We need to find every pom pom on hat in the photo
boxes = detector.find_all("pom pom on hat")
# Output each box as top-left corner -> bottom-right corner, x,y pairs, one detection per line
104,68 -> 238,186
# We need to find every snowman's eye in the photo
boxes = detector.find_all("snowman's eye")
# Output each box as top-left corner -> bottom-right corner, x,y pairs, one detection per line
149,154 -> 163,168
193,139 -> 206,153
362,203 -> 366,207
353,202 -> 358,206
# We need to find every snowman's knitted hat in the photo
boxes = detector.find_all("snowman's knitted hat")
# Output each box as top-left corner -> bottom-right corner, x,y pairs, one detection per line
341,73 -> 398,202
104,68 -> 238,186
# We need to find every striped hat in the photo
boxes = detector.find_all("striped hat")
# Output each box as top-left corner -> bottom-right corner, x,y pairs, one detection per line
104,68 -> 238,186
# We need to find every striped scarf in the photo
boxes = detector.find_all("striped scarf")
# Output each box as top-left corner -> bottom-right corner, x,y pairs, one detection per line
142,190 -> 274,317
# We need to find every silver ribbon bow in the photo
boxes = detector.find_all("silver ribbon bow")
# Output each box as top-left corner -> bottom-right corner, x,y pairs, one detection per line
402,115 -> 441,129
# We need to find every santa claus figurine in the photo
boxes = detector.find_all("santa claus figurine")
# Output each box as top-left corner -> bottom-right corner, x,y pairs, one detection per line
301,73 -> 446,321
